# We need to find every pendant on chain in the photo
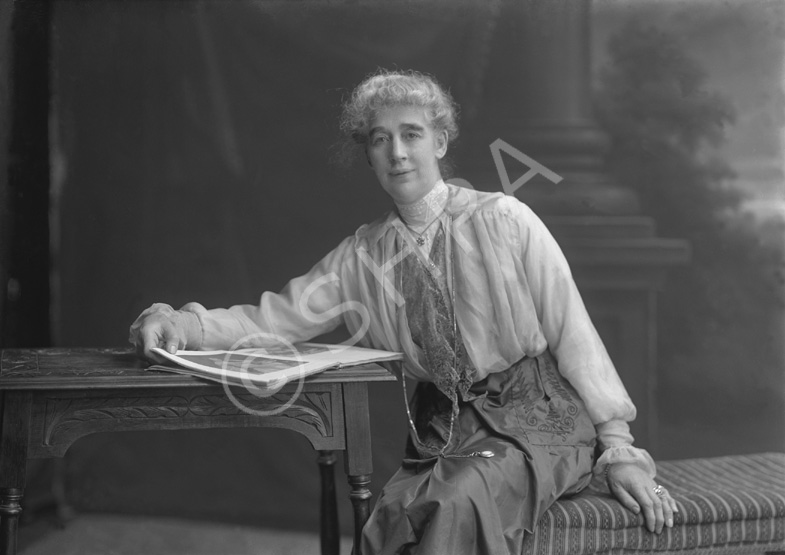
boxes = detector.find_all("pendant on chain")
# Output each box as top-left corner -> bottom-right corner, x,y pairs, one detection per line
416,236 -> 425,246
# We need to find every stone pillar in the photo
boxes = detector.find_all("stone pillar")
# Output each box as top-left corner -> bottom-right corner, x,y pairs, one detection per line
468,0 -> 639,215
461,0 -> 690,453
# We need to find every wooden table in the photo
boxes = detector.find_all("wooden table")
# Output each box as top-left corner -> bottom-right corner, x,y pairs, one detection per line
0,347 -> 396,555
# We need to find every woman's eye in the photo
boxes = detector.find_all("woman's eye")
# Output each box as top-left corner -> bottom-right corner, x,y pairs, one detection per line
406,132 -> 421,140
371,135 -> 388,145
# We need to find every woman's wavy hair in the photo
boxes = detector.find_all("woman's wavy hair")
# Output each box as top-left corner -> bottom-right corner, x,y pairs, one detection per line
334,69 -> 460,176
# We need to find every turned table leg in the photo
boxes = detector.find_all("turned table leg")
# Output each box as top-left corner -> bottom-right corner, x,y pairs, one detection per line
0,490 -> 23,555
0,392 -> 31,555
347,473 -> 372,551
318,450 -> 339,555
342,383 -> 373,555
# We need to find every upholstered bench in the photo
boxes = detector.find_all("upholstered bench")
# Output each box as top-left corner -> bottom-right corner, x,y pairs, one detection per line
523,452 -> 785,555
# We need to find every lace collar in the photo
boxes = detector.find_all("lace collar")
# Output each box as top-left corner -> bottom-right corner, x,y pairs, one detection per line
395,180 -> 448,228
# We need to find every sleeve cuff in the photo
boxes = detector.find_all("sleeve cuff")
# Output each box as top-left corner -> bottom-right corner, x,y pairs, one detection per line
590,445 -> 657,493
590,419 -> 657,493
178,302 -> 206,350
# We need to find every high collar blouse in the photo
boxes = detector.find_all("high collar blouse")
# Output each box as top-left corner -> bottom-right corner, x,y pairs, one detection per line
187,183 -> 636,429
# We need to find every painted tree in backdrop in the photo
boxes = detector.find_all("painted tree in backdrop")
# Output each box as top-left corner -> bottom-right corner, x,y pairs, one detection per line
597,21 -> 785,448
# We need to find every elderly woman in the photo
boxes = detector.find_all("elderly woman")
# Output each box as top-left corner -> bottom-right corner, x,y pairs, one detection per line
130,70 -> 677,554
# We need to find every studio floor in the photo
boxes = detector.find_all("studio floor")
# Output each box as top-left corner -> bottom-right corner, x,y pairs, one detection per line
19,514 -> 353,555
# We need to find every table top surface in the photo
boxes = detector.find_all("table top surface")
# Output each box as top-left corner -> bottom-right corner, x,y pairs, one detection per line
0,347 -> 397,390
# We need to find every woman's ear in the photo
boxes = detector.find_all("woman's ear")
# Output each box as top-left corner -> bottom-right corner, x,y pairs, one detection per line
435,130 -> 448,159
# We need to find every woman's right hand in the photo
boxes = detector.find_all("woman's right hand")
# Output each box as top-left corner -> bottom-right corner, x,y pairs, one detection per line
607,462 -> 677,534
128,303 -> 191,363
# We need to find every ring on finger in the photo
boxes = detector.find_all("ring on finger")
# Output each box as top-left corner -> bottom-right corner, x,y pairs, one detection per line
653,484 -> 666,497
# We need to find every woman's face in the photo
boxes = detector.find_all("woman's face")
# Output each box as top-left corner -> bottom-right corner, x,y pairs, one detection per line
366,105 -> 448,205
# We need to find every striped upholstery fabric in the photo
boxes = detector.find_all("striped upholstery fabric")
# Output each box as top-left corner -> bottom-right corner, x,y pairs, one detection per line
523,452 -> 785,555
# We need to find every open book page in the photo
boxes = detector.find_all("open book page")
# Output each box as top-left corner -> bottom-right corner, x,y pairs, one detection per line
149,343 -> 402,388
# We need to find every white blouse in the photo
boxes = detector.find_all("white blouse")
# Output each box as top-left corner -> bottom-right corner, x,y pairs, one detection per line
176,181 -> 656,480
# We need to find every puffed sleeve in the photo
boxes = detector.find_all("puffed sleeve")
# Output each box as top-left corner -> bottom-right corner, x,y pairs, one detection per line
514,200 -> 656,479
179,235 -> 356,350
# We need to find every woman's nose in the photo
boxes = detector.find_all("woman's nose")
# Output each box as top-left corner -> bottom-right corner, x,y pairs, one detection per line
390,136 -> 407,161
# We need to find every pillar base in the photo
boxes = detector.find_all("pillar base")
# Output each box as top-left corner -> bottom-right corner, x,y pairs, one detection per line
516,176 -> 641,216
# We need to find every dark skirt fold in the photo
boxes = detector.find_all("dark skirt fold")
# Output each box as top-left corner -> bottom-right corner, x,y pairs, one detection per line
361,352 -> 597,555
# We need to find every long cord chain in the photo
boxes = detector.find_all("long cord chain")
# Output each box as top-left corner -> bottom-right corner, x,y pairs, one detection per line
399,219 -> 494,459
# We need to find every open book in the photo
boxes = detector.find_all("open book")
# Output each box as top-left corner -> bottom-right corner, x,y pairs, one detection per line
149,342 -> 402,389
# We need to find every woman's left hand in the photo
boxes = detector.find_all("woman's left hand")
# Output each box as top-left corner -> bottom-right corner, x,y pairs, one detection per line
607,462 -> 679,534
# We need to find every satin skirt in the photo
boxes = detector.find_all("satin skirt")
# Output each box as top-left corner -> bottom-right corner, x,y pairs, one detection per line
360,351 -> 597,555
